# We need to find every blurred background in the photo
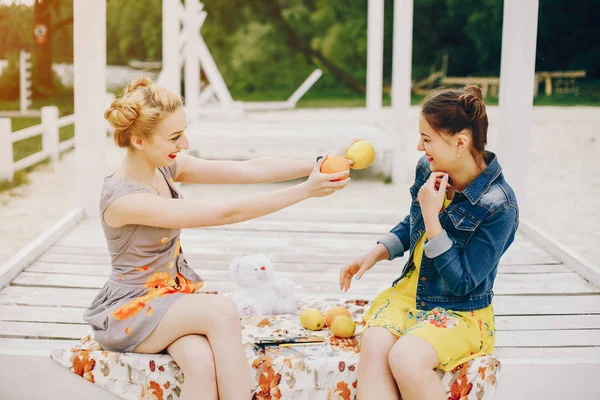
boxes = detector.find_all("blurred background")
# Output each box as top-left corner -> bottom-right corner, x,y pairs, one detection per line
0,0 -> 599,265
1,0 -> 598,109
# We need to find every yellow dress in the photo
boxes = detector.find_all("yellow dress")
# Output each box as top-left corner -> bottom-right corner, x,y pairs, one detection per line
362,197 -> 495,371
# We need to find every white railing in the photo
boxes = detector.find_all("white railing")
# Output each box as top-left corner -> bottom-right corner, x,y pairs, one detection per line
0,106 -> 73,181
0,94 -> 114,183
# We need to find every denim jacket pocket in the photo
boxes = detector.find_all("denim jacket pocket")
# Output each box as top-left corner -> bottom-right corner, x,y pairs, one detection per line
447,207 -> 479,232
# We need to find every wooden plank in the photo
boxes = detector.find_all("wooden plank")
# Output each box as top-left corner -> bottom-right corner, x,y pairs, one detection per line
495,315 -> 600,331
36,251 -> 560,270
75,218 -> 555,260
498,330 -> 600,348
0,208 -> 84,290
494,346 -> 600,360
0,321 -> 89,340
64,224 -> 555,260
520,219 -> 600,288
56,230 -> 562,266
2,337 -> 598,362
25,260 -> 406,275
2,320 -> 599,348
0,305 -> 86,324
2,286 -> 599,315
0,338 -> 79,356
25,261 -> 571,277
3,304 -> 600,333
42,243 -> 559,267
12,271 -> 598,296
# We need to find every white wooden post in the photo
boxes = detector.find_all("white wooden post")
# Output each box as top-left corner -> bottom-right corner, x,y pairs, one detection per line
105,92 -> 116,134
41,106 -> 59,163
366,0 -> 385,111
160,0 -> 181,95
497,0 -> 539,215
0,118 -> 14,182
74,0 -> 106,216
390,0 -> 414,185
391,0 -> 413,115
19,51 -> 32,114
184,0 -> 201,122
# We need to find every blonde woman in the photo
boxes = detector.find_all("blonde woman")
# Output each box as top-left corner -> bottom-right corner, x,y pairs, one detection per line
84,77 -> 351,400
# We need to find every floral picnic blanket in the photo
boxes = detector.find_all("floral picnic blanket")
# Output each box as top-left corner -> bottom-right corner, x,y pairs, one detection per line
51,297 -> 500,399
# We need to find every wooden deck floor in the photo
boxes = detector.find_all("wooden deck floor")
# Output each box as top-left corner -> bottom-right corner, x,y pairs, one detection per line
1,207 -> 599,398
2,207 -> 600,357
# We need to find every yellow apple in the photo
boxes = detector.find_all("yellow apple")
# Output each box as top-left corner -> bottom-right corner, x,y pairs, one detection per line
345,141 -> 375,170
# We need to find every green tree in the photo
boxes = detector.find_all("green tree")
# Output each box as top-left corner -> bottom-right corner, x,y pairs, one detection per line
106,0 -> 162,65
536,0 -> 600,78
32,0 -> 73,96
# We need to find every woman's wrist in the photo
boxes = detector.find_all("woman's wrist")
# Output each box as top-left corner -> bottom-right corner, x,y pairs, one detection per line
372,243 -> 390,262
423,213 -> 443,239
297,181 -> 314,200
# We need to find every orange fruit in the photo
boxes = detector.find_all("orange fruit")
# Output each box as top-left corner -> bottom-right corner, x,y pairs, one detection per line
320,156 -> 350,181
325,306 -> 352,327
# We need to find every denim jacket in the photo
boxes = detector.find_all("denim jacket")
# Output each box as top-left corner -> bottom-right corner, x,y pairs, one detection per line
378,152 -> 519,312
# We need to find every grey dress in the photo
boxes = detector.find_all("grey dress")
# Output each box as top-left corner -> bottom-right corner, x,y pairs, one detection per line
83,162 -> 204,352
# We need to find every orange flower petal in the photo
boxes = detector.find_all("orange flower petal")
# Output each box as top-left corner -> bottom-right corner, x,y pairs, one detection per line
172,241 -> 180,259
136,266 -> 150,272
160,237 -> 169,244
147,306 -> 154,316
144,272 -> 174,289
112,299 -> 146,320
146,381 -> 163,399
119,274 -> 123,280
168,261 -> 174,269
125,327 -> 131,335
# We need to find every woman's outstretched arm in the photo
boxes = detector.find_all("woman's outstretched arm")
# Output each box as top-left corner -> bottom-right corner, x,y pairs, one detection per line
174,153 -> 317,184
104,159 -> 350,229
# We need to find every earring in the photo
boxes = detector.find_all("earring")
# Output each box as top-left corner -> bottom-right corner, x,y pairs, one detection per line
139,146 -> 144,150
457,152 -> 461,159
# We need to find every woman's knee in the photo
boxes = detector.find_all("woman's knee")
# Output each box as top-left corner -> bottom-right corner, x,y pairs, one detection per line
388,336 -> 438,381
360,327 -> 397,360
168,335 -> 216,379
199,295 -> 241,331
188,294 -> 240,328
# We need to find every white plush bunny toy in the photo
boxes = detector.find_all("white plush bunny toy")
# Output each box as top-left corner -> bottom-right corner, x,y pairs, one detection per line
229,253 -> 297,317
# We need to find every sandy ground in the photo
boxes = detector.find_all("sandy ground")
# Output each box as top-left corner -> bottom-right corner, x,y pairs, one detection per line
0,106 -> 598,267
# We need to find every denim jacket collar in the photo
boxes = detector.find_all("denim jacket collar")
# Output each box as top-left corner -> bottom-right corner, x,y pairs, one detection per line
460,151 -> 502,205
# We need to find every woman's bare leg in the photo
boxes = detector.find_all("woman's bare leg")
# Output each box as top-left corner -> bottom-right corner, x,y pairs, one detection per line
356,327 -> 401,400
166,334 -> 218,400
388,335 -> 446,400
134,294 -> 251,400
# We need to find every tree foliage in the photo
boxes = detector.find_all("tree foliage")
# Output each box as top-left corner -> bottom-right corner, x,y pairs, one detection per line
0,0 -> 598,98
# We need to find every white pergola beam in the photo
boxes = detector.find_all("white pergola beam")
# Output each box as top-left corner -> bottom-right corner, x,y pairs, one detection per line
497,0 -> 539,214
366,0 -> 385,111
184,0 -> 201,122
74,0 -> 106,216
390,0 -> 414,185
391,0 -> 413,114
160,0 -> 181,95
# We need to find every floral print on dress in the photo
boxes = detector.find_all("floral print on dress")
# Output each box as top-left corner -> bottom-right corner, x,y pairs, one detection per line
424,307 -> 460,329
110,272 -> 204,326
